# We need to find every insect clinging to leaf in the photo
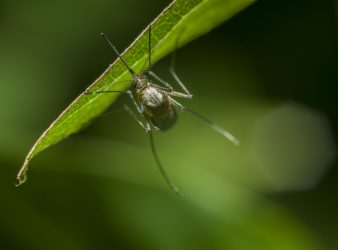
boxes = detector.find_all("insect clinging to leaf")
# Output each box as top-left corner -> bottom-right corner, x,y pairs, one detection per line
84,25 -> 239,196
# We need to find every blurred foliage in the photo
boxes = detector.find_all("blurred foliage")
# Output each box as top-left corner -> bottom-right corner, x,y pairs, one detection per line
0,0 -> 337,250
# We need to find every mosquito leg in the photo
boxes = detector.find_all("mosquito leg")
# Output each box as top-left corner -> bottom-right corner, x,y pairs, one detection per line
147,71 -> 173,92
167,90 -> 192,99
169,97 -> 185,111
125,90 -> 143,114
148,79 -> 191,99
169,68 -> 192,97
169,38 -> 192,96
185,108 -> 240,146
99,105 -> 150,132
123,104 -> 150,132
145,118 -> 160,131
124,90 -> 145,115
146,80 -> 190,99
149,131 -> 183,197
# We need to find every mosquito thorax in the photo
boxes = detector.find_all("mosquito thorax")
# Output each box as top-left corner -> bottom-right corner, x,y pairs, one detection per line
132,73 -> 149,90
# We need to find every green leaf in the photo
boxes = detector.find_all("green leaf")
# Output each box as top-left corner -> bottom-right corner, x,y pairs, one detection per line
16,0 -> 255,185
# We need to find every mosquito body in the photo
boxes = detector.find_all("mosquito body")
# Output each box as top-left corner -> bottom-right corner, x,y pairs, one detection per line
86,26 -> 238,196
135,75 -> 177,131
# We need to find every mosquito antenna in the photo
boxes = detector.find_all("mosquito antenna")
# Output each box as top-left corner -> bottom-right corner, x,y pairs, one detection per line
101,33 -> 135,76
141,25 -> 152,72
149,131 -> 183,196
185,108 -> 240,146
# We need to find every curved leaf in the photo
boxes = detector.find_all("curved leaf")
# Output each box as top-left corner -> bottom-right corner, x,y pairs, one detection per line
16,0 -> 255,185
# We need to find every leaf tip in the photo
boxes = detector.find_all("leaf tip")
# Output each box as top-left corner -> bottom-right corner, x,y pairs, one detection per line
233,139 -> 240,146
14,174 -> 27,187
15,162 -> 28,187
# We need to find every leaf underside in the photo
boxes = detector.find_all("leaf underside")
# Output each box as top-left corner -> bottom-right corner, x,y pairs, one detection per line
16,0 -> 255,185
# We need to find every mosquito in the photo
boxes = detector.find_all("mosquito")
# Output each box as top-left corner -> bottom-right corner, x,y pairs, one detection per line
85,25 -> 239,196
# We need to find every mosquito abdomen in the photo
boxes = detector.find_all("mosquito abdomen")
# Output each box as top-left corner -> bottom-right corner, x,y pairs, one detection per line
150,108 -> 177,131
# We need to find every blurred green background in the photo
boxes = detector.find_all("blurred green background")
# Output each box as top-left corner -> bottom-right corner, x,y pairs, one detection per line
1,0 -> 337,249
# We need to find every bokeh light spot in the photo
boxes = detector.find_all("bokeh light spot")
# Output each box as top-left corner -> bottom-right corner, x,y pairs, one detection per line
250,102 -> 336,191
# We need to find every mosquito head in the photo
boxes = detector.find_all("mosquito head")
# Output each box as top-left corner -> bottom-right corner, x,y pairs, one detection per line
132,73 -> 149,90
